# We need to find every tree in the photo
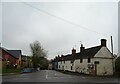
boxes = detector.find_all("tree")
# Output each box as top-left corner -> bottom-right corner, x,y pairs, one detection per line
115,56 -> 120,72
30,41 -> 47,69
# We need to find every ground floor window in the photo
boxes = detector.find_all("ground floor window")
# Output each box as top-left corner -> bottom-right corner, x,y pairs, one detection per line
94,61 -> 100,64
80,58 -> 83,63
62,66 -> 64,70
71,66 -> 72,70
88,58 -> 91,63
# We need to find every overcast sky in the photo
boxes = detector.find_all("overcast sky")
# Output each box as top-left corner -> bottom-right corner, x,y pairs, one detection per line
2,2 -> 118,59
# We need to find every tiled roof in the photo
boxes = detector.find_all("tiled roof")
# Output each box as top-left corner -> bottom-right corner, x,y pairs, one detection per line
7,50 -> 21,58
75,45 -> 102,59
1,47 -> 17,59
55,45 -> 102,61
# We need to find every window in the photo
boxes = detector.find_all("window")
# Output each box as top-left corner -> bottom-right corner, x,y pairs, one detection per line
80,58 -> 83,63
88,58 -> 91,63
62,66 -> 64,70
71,66 -> 72,70
94,61 -> 99,64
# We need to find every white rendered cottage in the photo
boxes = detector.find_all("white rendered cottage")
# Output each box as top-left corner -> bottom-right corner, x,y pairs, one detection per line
56,39 -> 114,76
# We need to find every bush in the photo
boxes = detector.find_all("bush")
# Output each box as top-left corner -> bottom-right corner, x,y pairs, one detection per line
115,56 -> 120,72
2,68 -> 21,73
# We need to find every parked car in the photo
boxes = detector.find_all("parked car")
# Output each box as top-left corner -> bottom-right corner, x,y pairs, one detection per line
21,68 -> 33,73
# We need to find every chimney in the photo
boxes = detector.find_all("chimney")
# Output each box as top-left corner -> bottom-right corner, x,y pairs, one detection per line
72,48 -> 76,56
61,54 -> 64,57
80,44 -> 85,52
101,39 -> 107,47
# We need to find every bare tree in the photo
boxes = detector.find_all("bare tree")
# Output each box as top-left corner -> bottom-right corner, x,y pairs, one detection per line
30,41 -> 47,69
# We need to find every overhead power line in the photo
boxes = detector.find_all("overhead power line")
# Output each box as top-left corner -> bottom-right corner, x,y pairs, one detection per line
21,2 -> 109,37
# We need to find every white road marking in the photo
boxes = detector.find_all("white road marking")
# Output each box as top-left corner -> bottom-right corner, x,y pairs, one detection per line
46,70 -> 48,79
82,77 -> 85,79
46,75 -> 48,79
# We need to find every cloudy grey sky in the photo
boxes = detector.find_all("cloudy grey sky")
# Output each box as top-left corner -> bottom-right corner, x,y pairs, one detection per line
2,2 -> 118,59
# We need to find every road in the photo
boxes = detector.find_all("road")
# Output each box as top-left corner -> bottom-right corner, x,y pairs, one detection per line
2,70 -> 120,84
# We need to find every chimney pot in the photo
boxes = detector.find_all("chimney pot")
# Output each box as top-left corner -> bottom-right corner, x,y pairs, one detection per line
101,39 -> 107,47
72,48 -> 76,56
80,44 -> 85,52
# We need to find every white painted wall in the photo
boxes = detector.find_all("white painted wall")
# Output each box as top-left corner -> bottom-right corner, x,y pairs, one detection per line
92,58 -> 113,75
74,59 -> 89,74
94,47 -> 114,75
94,47 -> 113,58
64,61 -> 71,71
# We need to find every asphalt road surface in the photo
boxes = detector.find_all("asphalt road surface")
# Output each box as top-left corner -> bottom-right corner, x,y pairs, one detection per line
2,70 -> 120,84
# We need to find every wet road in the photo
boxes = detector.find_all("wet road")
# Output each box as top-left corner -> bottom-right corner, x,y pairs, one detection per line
2,70 -> 120,84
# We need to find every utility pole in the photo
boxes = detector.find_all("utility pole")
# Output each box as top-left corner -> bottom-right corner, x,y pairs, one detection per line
111,36 -> 113,55
111,36 -> 115,74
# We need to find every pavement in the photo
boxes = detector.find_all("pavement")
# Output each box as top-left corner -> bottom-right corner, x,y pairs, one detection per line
2,70 -> 120,84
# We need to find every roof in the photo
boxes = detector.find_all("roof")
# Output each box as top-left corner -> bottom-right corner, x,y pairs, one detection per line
1,48 -> 17,59
22,55 -> 27,61
7,50 -> 21,58
75,45 -> 102,59
55,45 -> 102,61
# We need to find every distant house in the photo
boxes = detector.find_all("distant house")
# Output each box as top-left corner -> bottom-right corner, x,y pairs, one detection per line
53,39 -> 114,76
1,48 -> 17,69
51,56 -> 59,70
21,55 -> 27,68
22,55 -> 33,68
7,50 -> 22,69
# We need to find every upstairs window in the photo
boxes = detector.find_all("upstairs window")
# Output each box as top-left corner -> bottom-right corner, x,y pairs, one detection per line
88,58 -> 91,63
80,58 -> 83,63
71,60 -> 74,64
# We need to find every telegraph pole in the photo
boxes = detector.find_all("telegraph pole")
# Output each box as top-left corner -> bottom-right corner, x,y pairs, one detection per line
111,36 -> 115,74
111,36 -> 113,55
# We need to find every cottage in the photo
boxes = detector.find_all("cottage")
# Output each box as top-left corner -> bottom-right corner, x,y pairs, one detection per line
53,39 -> 114,76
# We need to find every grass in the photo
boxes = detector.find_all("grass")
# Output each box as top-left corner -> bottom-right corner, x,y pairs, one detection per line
2,68 -> 21,73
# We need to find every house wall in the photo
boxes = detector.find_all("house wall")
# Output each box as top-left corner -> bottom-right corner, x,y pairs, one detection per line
58,61 -> 62,70
16,54 -> 22,69
94,47 -> 113,58
65,60 -> 74,72
92,58 -> 113,75
93,47 -> 114,75
58,60 -> 76,72
74,59 -> 89,74
2,50 -> 16,68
